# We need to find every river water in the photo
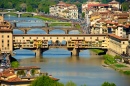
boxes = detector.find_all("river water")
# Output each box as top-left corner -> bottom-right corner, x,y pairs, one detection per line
4,15 -> 130,86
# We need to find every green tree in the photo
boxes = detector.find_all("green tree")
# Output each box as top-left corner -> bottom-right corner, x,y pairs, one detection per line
11,61 -> 19,68
65,81 -> 77,86
121,2 -> 129,11
102,82 -> 116,86
82,12 -> 85,18
30,75 -> 64,86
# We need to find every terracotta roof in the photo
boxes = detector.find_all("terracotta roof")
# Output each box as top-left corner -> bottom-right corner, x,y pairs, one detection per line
2,73 -> 15,78
8,77 -> 21,82
118,16 -> 128,19
109,34 -> 128,41
14,66 -> 40,70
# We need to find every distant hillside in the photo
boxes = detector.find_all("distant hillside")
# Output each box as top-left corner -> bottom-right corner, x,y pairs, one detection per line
0,0 -> 128,13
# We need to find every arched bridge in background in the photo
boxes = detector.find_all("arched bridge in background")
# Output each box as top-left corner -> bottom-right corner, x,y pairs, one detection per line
0,12 -> 38,17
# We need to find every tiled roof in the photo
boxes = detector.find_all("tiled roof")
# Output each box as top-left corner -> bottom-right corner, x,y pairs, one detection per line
14,66 -> 40,70
8,77 -> 21,82
109,34 -> 128,41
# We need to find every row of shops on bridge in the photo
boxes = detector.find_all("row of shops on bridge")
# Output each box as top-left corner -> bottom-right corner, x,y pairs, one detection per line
13,39 -> 107,49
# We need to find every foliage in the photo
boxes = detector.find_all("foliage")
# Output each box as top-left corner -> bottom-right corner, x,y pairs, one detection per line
17,70 -> 25,76
30,75 -> 64,86
82,12 -> 85,18
103,54 -> 117,65
31,69 -> 36,76
123,71 -> 130,75
90,49 -> 104,54
65,81 -> 77,86
11,61 -> 19,68
0,0 -> 126,13
121,2 -> 130,11
33,15 -> 58,22
102,82 -> 116,86
114,64 -> 127,68
50,22 -> 72,26
114,55 -> 121,60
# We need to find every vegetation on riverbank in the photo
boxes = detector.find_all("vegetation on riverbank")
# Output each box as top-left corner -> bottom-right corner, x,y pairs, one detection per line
33,15 -> 58,22
30,75 -> 116,86
49,22 -> 72,26
103,54 -> 130,76
90,49 -> 104,55
103,54 -> 117,65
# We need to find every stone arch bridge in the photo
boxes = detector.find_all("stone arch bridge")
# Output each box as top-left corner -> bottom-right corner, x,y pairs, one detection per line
13,34 -> 109,58
0,12 -> 37,17
13,26 -> 81,34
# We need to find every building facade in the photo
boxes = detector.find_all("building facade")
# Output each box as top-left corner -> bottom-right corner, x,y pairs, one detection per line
49,1 -> 78,20
0,16 -> 13,54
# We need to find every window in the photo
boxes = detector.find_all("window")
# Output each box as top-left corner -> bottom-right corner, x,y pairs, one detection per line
50,37 -> 52,39
23,37 -> 24,39
2,40 -> 4,43
30,37 -> 31,39
123,42 -> 125,44
70,37 -> 72,39
57,37 -> 58,39
63,37 -> 65,39
2,35 -> 4,38
43,37 -> 45,39
7,40 -> 9,43
7,35 -> 9,38
77,37 -> 78,39
7,44 -> 9,47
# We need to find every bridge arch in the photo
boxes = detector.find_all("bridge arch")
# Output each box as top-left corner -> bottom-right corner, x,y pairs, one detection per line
49,29 -> 65,34
27,29 -> 46,34
69,30 -> 80,34
13,29 -> 24,34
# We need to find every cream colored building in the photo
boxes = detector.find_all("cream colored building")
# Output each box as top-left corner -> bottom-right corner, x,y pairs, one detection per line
0,16 -> 13,54
108,34 -> 128,56
108,0 -> 120,10
49,1 -> 78,19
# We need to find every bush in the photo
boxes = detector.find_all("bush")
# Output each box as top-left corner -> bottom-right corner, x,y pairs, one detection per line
11,61 -> 19,68
65,81 -> 77,86
102,82 -> 116,86
30,75 -> 64,86
103,54 -> 117,64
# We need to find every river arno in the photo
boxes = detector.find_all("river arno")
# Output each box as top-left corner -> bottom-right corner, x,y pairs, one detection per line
4,15 -> 130,86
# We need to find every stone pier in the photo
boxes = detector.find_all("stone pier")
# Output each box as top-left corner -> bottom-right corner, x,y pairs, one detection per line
35,48 -> 42,58
71,48 -> 80,56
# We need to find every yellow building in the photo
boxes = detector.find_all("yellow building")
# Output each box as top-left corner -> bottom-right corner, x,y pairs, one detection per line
0,16 -> 13,54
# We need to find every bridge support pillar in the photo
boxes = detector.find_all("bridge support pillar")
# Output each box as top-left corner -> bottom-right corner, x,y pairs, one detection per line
65,30 -> 69,34
71,48 -> 79,56
18,14 -> 21,18
35,48 -> 42,58
47,30 -> 49,34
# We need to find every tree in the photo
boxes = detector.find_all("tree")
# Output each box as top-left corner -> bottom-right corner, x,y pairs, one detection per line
82,12 -> 85,18
30,75 -> 64,86
121,2 -> 129,11
102,82 -> 116,86
11,61 -> 19,68
20,3 -> 27,12
65,81 -> 77,86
